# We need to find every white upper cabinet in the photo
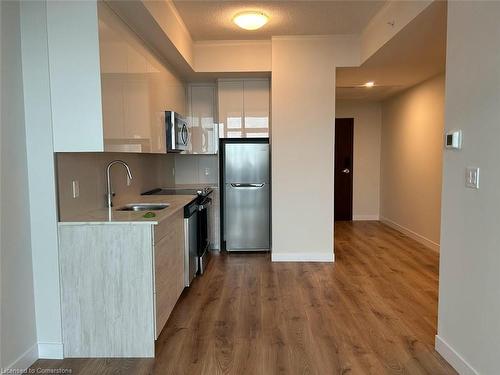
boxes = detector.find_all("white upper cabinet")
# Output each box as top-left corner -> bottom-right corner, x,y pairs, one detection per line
217,79 -> 270,139
99,3 -> 158,153
243,80 -> 270,137
187,85 -> 218,154
101,77 -> 125,140
47,1 -> 186,153
46,1 -> 104,152
218,80 -> 244,138
99,2 -> 186,153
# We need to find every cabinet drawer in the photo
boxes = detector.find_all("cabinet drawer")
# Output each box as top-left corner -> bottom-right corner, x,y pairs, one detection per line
154,210 -> 183,243
154,212 -> 184,338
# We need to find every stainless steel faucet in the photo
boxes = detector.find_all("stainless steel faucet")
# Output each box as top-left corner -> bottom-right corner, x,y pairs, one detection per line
106,160 -> 133,208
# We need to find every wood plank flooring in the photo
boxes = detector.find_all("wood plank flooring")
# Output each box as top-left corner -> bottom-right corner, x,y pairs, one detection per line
32,221 -> 456,374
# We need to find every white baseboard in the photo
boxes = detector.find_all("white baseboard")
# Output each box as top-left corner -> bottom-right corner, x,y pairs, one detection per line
6,343 -> 38,371
271,252 -> 334,262
38,342 -> 64,359
380,216 -> 440,252
353,214 -> 379,221
435,335 -> 478,375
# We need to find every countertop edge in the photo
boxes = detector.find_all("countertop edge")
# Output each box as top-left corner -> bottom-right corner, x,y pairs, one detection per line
58,221 -> 159,226
57,195 -> 195,226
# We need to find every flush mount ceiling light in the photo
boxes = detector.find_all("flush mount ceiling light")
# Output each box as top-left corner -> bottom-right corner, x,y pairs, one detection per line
364,81 -> 375,88
233,11 -> 269,30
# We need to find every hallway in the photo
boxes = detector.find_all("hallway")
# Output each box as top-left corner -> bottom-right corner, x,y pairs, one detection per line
33,222 -> 455,374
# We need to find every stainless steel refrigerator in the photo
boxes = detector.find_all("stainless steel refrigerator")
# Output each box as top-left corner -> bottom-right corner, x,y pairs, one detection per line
223,140 -> 270,252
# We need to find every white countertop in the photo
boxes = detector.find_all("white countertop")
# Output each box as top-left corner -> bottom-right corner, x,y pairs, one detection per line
58,194 -> 196,226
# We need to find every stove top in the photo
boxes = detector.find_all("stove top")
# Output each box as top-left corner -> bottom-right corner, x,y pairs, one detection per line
142,187 -> 213,197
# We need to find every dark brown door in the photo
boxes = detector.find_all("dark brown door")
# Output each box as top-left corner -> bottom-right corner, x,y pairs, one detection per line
334,118 -> 354,221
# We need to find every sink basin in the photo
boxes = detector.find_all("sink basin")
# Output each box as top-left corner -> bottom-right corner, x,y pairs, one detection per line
116,203 -> 170,212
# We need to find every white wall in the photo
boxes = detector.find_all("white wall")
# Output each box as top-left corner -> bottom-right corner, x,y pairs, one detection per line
271,36 -> 337,262
361,1 -> 432,62
335,100 -> 381,220
0,0 -> 38,369
194,41 -> 272,72
20,0 -> 63,359
0,0 -> 2,365
142,0 -> 194,68
379,75 -> 445,251
437,2 -> 500,374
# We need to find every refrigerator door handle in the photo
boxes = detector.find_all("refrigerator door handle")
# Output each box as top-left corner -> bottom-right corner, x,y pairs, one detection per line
230,183 -> 265,188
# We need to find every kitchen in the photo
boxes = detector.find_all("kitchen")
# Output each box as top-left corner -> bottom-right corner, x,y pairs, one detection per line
3,0 -> 496,374
52,1 -> 271,358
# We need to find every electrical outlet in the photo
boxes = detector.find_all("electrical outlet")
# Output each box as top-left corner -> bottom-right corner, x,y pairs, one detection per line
204,168 -> 210,176
465,167 -> 480,189
72,180 -> 80,198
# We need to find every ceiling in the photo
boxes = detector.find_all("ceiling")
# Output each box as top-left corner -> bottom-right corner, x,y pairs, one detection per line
336,1 -> 447,101
172,0 -> 386,41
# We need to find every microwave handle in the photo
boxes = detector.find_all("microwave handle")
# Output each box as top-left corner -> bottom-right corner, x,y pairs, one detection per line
181,124 -> 188,144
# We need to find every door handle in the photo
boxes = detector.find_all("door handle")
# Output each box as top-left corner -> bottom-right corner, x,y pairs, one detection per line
230,183 -> 265,188
342,168 -> 350,174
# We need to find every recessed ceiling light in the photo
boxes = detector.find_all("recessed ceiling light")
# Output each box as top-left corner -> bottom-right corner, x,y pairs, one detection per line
364,81 -> 375,88
233,11 -> 269,30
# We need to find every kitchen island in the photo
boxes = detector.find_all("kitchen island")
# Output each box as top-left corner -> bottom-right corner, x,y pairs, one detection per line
58,194 -> 195,358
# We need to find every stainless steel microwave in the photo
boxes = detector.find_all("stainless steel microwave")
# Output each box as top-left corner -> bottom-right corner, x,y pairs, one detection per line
165,111 -> 189,153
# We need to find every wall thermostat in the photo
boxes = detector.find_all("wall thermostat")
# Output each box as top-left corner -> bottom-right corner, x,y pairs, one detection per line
445,130 -> 462,149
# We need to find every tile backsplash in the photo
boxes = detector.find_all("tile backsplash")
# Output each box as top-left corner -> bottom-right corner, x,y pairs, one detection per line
56,152 -> 174,220
174,154 -> 218,186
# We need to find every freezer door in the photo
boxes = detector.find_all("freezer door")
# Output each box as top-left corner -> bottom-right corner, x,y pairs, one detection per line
224,143 -> 269,184
224,183 -> 270,251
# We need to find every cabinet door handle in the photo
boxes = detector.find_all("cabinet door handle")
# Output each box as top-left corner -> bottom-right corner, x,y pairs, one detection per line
342,168 -> 350,174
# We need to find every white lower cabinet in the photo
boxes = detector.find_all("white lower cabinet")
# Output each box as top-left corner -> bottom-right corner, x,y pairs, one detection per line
153,210 -> 185,338
58,211 -> 185,358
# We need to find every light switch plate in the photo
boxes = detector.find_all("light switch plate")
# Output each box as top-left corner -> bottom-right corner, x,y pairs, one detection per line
465,167 -> 480,189
72,180 -> 80,198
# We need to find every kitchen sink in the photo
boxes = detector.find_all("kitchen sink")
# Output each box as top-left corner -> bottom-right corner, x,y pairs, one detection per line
116,203 -> 170,212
